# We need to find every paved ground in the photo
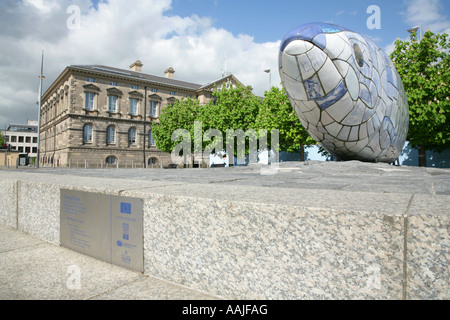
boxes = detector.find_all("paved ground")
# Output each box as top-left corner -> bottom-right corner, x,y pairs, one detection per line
10,160 -> 450,196
0,225 -> 218,300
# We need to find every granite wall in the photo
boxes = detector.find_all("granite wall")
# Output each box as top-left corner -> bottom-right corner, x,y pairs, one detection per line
0,170 -> 447,300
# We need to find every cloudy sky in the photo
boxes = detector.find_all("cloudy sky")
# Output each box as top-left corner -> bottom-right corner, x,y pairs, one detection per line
0,0 -> 449,130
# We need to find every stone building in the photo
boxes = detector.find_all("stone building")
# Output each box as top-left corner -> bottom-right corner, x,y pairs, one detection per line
39,61 -> 243,168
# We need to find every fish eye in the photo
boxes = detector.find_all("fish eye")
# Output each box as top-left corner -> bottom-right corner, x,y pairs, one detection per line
353,44 -> 364,67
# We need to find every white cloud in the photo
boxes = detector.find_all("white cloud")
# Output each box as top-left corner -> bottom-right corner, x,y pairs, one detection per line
24,0 -> 61,14
384,0 -> 450,55
401,0 -> 450,33
0,0 -> 280,129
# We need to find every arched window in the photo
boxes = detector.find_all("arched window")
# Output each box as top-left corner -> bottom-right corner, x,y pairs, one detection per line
128,127 -> 136,144
107,125 -> 115,144
83,124 -> 93,144
148,157 -> 159,165
106,156 -> 117,165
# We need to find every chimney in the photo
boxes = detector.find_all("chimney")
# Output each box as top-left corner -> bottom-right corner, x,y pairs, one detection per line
130,60 -> 143,72
164,67 -> 175,79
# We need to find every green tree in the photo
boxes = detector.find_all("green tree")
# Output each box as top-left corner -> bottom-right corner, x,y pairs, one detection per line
0,130 -> 4,146
390,30 -> 449,167
152,86 -> 261,165
204,85 -> 260,159
153,85 -> 317,165
152,97 -> 203,154
254,86 -> 315,161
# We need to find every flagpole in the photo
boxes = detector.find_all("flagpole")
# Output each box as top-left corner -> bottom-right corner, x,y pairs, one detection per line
36,50 -> 44,168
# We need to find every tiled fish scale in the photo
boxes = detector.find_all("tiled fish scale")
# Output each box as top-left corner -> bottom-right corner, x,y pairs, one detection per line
279,23 -> 409,163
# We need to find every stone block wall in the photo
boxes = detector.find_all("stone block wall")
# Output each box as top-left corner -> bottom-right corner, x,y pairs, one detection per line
0,171 -> 447,299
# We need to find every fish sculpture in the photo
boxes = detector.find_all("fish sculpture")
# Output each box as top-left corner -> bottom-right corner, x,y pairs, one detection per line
279,23 -> 409,163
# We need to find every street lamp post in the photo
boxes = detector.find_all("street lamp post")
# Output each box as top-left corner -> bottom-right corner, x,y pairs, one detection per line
36,51 -> 45,169
264,69 -> 271,90
407,25 -> 422,41
143,86 -> 147,168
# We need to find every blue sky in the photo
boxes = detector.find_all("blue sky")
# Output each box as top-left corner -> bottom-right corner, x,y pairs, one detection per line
0,0 -> 449,129
167,0 -> 448,47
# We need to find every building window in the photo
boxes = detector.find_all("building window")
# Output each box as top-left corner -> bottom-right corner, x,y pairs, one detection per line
87,78 -> 96,83
11,136 -> 16,142
25,147 -> 30,153
26,137 -> 31,143
85,92 -> 95,110
32,147 -> 37,153
148,129 -> 155,146
130,98 -> 138,115
150,101 -> 158,117
106,156 -> 117,165
110,81 -> 118,86
83,124 -> 93,144
33,137 -> 37,143
108,95 -> 118,113
107,125 -> 116,144
148,157 -> 158,166
128,127 -> 136,144
131,85 -> 139,90
151,88 -> 158,93
169,91 -> 176,96
18,136 -> 24,143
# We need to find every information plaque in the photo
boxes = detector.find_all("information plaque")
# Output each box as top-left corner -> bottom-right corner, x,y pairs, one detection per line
60,189 -> 144,272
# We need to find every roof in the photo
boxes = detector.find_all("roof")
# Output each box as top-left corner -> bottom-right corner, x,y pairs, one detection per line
69,65 -> 203,91
6,124 -> 38,133
198,73 -> 244,90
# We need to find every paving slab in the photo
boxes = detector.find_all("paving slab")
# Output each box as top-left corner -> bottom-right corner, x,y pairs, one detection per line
0,226 -> 218,300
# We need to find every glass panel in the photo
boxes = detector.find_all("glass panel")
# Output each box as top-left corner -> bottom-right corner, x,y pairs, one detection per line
148,130 -> 155,146
109,96 -> 117,112
85,92 -> 94,110
150,101 -> 157,117
128,128 -> 136,143
84,125 -> 93,143
130,98 -> 138,115
106,156 -> 117,164
107,126 -> 115,144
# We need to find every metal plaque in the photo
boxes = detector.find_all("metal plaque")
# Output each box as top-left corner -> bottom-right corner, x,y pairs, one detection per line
60,190 -> 143,272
